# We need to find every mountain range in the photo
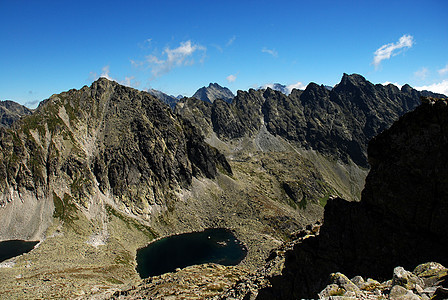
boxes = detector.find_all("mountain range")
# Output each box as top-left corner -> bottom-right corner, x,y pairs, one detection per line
177,73 -> 445,168
0,74 -> 445,298
146,82 -> 234,108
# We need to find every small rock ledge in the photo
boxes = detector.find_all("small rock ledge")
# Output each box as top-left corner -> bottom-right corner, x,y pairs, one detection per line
319,262 -> 448,300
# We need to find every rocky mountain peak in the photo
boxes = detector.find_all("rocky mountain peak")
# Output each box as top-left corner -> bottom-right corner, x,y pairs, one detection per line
301,82 -> 329,99
401,84 -> 414,94
262,86 -> 281,98
208,82 -> 220,88
339,73 -> 369,86
92,76 -> 118,91
192,83 -> 234,103
333,74 -> 375,99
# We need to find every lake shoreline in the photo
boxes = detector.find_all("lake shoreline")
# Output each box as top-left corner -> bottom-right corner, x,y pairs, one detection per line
0,240 -> 40,264
136,228 -> 247,278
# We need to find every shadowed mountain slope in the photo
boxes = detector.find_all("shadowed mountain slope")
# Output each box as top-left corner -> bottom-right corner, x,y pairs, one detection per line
177,73 -> 445,168
0,100 -> 33,128
256,97 -> 448,299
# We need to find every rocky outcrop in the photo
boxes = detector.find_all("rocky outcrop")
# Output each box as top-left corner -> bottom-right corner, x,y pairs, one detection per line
0,78 -> 230,240
253,97 -> 448,299
318,262 -> 448,300
110,263 -> 250,300
179,74 -> 445,167
192,83 -> 235,103
0,100 -> 33,127
177,88 -> 267,140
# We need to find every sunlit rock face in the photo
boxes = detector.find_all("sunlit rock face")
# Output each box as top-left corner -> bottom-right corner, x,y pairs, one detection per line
0,77 -> 230,241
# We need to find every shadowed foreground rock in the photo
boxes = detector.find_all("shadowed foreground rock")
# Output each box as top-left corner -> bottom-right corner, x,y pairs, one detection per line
318,262 -> 448,299
110,264 -> 250,300
255,97 -> 448,299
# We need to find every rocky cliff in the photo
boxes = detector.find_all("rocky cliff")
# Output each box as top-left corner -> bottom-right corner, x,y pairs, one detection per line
0,100 -> 33,127
0,77 -> 230,241
178,74 -> 445,168
255,97 -> 448,299
192,83 -> 235,103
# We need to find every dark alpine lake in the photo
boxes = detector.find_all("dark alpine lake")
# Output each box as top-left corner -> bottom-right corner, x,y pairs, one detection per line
0,240 -> 39,263
136,228 -> 247,278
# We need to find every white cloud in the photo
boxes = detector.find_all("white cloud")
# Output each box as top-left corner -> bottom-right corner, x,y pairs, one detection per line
259,81 -> 307,95
100,65 -> 113,80
262,47 -> 278,57
88,65 -> 115,82
130,59 -> 144,67
211,44 -> 223,53
286,81 -> 307,93
382,81 -> 403,89
136,40 -> 206,78
24,99 -> 40,108
226,36 -> 236,47
88,67 -> 139,88
261,83 -> 275,89
414,67 -> 429,80
415,80 -> 448,96
88,71 -> 98,81
372,34 -> 414,68
121,76 -> 135,87
138,38 -> 153,49
438,64 -> 448,76
226,74 -> 237,83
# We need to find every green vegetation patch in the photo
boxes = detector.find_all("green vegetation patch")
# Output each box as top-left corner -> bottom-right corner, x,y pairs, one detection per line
298,195 -> 308,209
105,205 -> 156,239
113,250 -> 133,266
53,192 -> 79,224
105,277 -> 124,285
70,174 -> 91,198
318,193 -> 330,207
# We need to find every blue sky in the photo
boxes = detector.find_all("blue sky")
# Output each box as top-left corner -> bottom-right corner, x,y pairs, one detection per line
1,0 -> 447,107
